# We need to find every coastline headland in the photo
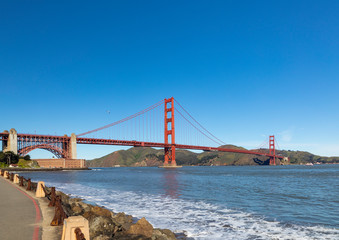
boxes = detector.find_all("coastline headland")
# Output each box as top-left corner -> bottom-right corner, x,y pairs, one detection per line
1,168 -> 181,240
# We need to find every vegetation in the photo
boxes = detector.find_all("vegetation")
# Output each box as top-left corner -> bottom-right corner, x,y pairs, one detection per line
17,158 -> 39,168
86,146 -> 339,167
277,150 -> 339,164
0,151 -> 32,168
0,151 -> 19,165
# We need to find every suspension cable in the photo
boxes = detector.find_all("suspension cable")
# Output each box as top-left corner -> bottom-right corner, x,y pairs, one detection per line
174,99 -> 226,145
175,108 -> 223,146
77,99 -> 164,137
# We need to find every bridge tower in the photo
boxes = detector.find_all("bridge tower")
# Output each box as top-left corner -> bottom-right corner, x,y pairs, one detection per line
269,135 -> 276,165
70,133 -> 77,159
164,97 -> 176,166
2,128 -> 18,154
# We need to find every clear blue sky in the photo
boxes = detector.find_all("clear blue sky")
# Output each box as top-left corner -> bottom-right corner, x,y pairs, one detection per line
1,1 -> 338,159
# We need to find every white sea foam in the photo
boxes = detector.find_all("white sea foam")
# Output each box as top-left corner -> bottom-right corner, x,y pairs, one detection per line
49,182 -> 338,240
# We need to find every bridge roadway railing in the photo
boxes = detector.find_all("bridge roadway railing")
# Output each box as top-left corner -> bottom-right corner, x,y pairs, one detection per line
0,132 -> 283,159
76,137 -> 284,159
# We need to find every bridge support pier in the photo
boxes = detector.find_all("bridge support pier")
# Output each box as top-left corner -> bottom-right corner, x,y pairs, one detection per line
70,133 -> 77,159
2,128 -> 18,155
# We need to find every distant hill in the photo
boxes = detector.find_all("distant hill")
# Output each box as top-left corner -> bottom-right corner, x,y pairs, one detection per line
86,145 -> 339,167
276,149 -> 339,164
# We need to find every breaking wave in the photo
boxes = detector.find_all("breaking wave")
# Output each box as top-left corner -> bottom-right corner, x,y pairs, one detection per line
48,182 -> 338,240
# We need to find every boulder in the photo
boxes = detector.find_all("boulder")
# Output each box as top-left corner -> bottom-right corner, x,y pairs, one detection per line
152,229 -> 177,240
54,191 -> 178,240
112,212 -> 133,230
77,201 -> 92,212
127,217 -> 154,238
61,202 -> 72,217
113,233 -> 150,240
83,210 -> 95,220
71,205 -> 83,215
89,216 -> 116,239
56,191 -> 71,204
68,197 -> 83,205
92,206 -> 112,218
93,235 -> 111,240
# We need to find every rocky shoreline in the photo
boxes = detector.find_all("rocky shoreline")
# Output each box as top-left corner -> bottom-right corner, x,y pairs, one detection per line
5,169 -> 183,240
54,188 -> 179,239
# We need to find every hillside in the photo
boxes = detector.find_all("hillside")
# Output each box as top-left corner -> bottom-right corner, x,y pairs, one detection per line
86,145 -> 339,167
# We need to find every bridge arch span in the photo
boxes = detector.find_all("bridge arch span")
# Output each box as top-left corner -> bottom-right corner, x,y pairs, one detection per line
18,144 -> 67,159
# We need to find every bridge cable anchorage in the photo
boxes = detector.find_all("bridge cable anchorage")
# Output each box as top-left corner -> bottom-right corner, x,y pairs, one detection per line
174,99 -> 226,146
77,99 -> 165,137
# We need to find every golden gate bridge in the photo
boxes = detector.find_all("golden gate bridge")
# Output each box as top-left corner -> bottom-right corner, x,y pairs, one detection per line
0,97 -> 283,166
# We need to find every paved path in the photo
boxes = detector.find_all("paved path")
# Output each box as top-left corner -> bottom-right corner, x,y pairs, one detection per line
0,176 -> 41,240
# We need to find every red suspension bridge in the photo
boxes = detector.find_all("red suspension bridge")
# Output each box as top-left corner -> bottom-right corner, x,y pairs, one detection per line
1,97 -> 283,166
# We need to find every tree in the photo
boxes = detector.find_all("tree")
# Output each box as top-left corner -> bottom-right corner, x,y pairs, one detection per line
0,151 -> 19,165
23,154 -> 31,161
0,151 -> 5,163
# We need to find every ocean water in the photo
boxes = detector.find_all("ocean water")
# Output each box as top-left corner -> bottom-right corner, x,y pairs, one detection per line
20,165 -> 339,239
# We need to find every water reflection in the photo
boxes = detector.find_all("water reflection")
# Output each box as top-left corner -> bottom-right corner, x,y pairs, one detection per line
162,169 -> 181,198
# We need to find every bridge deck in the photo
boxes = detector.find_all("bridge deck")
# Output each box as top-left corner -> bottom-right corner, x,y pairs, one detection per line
0,133 -> 284,159
77,137 -> 284,159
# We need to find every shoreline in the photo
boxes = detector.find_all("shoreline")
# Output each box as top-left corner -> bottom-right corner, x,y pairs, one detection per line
2,166 -> 338,239
1,168 -> 183,240
3,162 -> 338,174
2,167 -> 90,172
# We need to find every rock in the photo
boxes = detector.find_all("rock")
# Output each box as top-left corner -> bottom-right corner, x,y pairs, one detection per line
127,217 -> 154,238
83,210 -> 95,220
49,190 -> 178,240
89,216 -> 116,239
92,206 -> 112,218
93,235 -> 111,240
152,229 -> 176,240
71,205 -> 83,215
62,202 -> 72,217
77,201 -> 92,212
68,197 -> 83,205
112,212 -> 133,230
56,191 -> 71,204
152,229 -> 167,240
113,232 -> 150,240
31,182 -> 38,191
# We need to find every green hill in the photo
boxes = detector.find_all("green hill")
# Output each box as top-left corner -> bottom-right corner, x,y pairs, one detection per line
86,146 -> 339,167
